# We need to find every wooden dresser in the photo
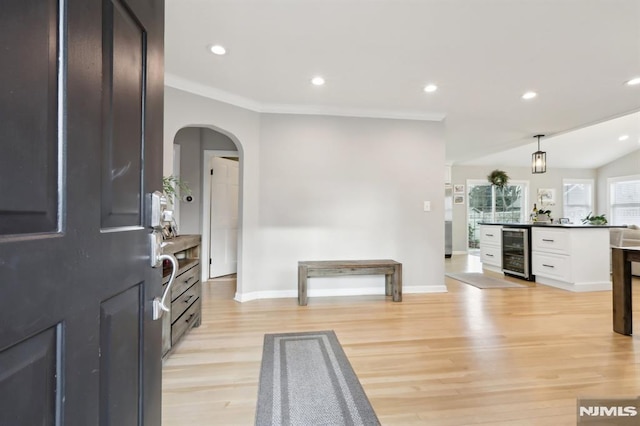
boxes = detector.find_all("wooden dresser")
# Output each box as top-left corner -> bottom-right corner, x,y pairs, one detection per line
161,234 -> 202,358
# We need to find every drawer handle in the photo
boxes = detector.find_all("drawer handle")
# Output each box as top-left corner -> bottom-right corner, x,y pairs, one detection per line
185,313 -> 195,323
485,234 -> 494,237
542,264 -> 555,268
183,275 -> 196,285
184,294 -> 194,304
542,239 -> 555,242
486,254 -> 494,257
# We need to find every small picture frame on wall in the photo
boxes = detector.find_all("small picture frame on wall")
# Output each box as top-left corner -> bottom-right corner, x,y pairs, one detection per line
454,195 -> 465,205
453,184 -> 465,194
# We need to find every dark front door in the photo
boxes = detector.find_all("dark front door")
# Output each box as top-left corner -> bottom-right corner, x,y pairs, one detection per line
0,0 -> 164,424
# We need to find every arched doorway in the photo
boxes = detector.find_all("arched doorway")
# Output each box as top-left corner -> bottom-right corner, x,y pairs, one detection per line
172,126 -> 243,295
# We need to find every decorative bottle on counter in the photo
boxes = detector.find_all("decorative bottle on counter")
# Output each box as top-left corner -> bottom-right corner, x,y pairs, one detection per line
531,204 -> 537,222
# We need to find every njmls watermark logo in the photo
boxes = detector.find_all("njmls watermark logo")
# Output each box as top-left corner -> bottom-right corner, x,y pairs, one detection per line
577,397 -> 640,425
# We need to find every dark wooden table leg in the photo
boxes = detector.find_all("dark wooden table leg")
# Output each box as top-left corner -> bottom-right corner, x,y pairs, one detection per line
298,264 -> 308,306
612,248 -> 632,335
392,263 -> 402,302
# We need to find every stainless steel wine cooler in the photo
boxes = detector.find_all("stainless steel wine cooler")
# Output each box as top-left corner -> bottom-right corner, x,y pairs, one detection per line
501,227 -> 534,281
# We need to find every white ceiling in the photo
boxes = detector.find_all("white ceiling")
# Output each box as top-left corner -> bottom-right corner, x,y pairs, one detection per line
460,111 -> 640,168
165,0 -> 640,167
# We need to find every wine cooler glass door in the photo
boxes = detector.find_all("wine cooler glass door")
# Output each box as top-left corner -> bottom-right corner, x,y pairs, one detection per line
502,229 -> 529,278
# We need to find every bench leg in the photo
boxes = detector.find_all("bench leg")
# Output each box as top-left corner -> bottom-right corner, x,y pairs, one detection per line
392,264 -> 402,302
385,274 -> 392,296
298,265 -> 308,306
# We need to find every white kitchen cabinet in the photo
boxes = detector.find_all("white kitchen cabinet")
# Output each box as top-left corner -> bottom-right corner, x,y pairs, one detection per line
480,225 -> 502,272
532,227 -> 611,292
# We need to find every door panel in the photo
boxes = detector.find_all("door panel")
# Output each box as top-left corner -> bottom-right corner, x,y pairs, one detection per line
101,0 -> 145,229
100,284 -> 143,426
0,0 -> 59,235
0,0 -> 164,424
0,326 -> 60,426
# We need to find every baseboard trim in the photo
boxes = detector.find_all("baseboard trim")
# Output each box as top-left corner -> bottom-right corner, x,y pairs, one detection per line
535,276 -> 612,292
234,285 -> 448,303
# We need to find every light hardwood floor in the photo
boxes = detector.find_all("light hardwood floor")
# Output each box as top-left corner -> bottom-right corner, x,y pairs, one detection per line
162,256 -> 640,425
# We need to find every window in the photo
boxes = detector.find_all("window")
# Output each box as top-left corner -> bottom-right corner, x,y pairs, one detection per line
466,180 -> 529,249
562,179 -> 594,225
609,175 -> 640,226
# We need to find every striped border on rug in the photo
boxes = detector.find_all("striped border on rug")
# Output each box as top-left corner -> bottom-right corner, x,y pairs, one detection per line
255,330 -> 380,426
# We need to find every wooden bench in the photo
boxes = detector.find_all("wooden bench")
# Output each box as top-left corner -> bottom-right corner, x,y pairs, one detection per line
297,259 -> 402,306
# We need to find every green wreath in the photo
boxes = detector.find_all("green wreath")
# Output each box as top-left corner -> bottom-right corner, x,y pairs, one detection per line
487,169 -> 509,188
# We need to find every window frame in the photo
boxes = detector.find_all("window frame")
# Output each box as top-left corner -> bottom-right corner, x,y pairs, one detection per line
465,179 -> 529,250
562,178 -> 594,224
607,174 -> 640,226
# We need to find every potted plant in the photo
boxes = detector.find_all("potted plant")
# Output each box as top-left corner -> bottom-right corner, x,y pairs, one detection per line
487,169 -> 509,188
162,175 -> 191,206
582,212 -> 608,225
536,208 -> 552,223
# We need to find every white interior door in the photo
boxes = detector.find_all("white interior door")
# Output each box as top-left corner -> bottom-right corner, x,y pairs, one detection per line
209,156 -> 239,277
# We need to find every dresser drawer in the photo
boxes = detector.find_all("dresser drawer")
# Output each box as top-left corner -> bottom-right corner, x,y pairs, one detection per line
161,235 -> 202,359
171,281 -> 200,323
170,263 -> 200,301
480,226 -> 502,247
532,229 -> 570,255
532,252 -> 571,281
171,298 -> 201,346
481,245 -> 502,267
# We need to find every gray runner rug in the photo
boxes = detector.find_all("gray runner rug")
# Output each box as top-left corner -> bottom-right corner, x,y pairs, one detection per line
255,330 -> 380,426
446,272 -> 529,289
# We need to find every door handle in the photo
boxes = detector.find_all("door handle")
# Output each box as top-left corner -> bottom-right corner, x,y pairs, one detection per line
146,191 -> 178,320
152,253 -> 178,320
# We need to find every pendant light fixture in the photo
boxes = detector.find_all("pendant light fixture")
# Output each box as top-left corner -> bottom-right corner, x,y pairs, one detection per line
531,134 -> 546,174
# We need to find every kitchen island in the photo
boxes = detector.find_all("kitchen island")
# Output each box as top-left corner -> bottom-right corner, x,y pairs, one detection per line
479,223 -> 624,292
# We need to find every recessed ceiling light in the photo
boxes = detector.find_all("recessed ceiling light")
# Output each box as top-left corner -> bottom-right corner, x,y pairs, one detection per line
626,77 -> 640,86
311,76 -> 325,86
209,45 -> 226,55
522,91 -> 537,100
619,134 -> 629,141
423,84 -> 438,93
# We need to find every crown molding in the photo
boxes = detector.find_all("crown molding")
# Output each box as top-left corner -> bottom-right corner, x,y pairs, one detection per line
165,73 -> 446,122
165,73 -> 263,112
261,103 -> 445,121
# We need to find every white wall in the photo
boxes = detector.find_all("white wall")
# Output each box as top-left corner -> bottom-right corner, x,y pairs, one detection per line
165,87 -> 261,299
202,127 -> 237,151
450,165 -> 597,252
165,86 -> 447,301
257,113 -> 446,298
173,127 -> 201,235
